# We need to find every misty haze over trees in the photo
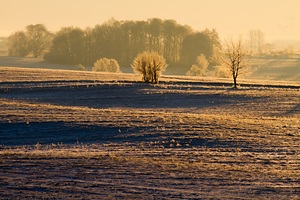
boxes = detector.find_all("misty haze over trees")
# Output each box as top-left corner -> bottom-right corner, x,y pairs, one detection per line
7,18 -> 221,74
5,18 -> 300,84
7,24 -> 52,58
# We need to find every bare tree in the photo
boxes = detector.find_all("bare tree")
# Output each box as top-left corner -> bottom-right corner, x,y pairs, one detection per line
186,54 -> 209,76
26,24 -> 53,58
222,37 -> 247,89
7,31 -> 30,57
248,29 -> 265,55
45,27 -> 85,64
92,58 -> 121,73
7,24 -> 52,58
131,51 -> 167,83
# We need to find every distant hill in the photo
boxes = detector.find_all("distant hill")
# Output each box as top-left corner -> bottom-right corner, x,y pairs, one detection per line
246,57 -> 300,81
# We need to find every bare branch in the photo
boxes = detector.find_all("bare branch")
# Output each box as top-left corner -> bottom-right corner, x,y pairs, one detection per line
221,37 -> 247,88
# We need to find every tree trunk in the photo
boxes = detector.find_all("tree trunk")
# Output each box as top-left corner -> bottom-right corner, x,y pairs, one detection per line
233,76 -> 237,89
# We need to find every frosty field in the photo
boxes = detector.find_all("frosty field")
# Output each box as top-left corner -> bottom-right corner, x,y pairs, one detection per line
0,67 -> 299,199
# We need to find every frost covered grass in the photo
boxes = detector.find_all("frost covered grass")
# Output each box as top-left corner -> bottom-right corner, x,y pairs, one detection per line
0,66 -> 299,199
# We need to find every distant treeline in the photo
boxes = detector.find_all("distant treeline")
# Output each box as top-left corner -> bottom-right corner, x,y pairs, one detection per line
0,37 -> 8,54
7,18 -> 222,72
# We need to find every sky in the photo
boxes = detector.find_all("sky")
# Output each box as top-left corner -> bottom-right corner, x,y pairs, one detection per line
1,0 -> 300,42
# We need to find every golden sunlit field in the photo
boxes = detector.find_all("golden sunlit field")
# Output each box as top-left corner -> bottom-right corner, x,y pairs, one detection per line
0,66 -> 299,199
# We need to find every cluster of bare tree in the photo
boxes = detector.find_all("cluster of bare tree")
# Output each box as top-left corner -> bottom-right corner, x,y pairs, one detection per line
246,29 -> 298,58
131,51 -> 167,83
6,19 -> 251,87
247,29 -> 265,55
7,19 -> 220,72
7,24 -> 52,57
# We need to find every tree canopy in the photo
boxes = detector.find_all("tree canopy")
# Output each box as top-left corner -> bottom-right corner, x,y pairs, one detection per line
45,18 -> 220,71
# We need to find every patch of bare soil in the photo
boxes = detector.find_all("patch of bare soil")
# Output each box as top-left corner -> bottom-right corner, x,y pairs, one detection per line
0,67 -> 299,199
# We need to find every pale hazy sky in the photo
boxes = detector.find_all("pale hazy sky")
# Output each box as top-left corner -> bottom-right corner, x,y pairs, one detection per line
1,0 -> 300,41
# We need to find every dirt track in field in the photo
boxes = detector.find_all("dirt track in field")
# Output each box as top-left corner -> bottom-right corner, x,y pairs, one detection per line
0,67 -> 299,199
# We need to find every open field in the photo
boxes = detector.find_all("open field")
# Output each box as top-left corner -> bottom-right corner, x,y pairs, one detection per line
1,55 -> 300,81
0,66 -> 300,199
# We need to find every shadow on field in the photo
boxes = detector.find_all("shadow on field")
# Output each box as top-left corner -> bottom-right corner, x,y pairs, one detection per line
0,82 -> 264,146
0,122 -> 123,146
285,103 -> 300,115
0,121 -> 252,149
0,82 -> 258,109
